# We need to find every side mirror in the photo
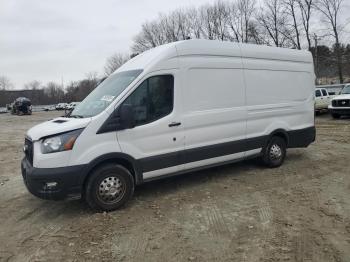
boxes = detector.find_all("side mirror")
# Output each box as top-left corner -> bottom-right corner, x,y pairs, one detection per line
119,104 -> 135,129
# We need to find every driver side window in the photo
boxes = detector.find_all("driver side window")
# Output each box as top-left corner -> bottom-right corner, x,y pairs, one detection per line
315,90 -> 321,97
122,75 -> 174,127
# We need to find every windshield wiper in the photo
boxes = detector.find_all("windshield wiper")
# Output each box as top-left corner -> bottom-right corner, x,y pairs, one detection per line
68,115 -> 84,118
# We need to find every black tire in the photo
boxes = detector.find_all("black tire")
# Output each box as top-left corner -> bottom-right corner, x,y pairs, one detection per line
85,164 -> 134,212
331,113 -> 341,119
261,136 -> 286,168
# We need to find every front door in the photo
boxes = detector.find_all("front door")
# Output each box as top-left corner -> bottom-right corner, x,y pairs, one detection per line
315,89 -> 322,110
117,70 -> 185,180
321,89 -> 330,108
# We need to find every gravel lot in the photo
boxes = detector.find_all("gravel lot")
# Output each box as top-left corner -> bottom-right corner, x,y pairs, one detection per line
0,111 -> 349,262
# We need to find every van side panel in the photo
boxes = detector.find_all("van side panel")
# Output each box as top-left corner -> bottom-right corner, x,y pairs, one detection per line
180,56 -> 247,170
242,57 -> 314,141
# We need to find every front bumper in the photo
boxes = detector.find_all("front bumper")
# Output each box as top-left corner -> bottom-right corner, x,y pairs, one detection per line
21,158 -> 87,200
328,107 -> 350,115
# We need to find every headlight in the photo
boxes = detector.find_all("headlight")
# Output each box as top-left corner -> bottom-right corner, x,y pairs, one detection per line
41,129 -> 83,154
43,136 -> 62,151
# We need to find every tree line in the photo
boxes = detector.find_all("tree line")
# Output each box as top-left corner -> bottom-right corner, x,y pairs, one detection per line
0,74 -> 99,106
132,0 -> 348,83
0,0 -> 349,106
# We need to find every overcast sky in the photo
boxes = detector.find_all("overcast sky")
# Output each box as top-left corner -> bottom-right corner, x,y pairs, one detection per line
0,0 -> 207,89
1,0 -> 349,89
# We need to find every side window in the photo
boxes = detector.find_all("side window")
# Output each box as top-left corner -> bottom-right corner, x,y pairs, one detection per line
148,76 -> 174,121
315,90 -> 321,97
123,75 -> 174,126
321,89 -> 328,96
124,81 -> 148,124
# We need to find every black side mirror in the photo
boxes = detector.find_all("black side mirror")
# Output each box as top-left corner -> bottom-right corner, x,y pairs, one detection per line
119,104 -> 135,129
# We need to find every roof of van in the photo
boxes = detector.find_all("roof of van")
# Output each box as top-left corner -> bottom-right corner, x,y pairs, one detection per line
117,39 -> 312,73
174,39 -> 312,63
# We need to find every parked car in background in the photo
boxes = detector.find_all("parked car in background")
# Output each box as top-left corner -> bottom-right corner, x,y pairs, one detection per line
315,88 -> 331,113
55,103 -> 67,110
0,107 -> 7,114
43,105 -> 56,111
328,84 -> 350,118
66,102 -> 80,111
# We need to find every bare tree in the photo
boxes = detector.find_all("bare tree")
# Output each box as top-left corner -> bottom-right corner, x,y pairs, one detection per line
24,80 -> 41,90
283,0 -> 302,49
65,81 -> 78,102
240,0 -> 257,42
0,76 -> 14,90
316,0 -> 345,83
226,0 -> 258,43
161,9 -> 191,41
241,0 -> 257,43
211,1 -> 230,40
187,8 -> 203,39
176,10 -> 192,40
227,2 -> 241,42
248,21 -> 267,44
104,53 -> 129,76
86,71 -> 99,81
132,21 -> 168,53
44,82 -> 65,103
257,0 -> 290,47
23,80 -> 44,104
200,5 -> 216,40
297,0 -> 314,50
132,8 -> 199,52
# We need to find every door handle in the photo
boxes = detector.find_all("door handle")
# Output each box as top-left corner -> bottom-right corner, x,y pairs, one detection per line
169,122 -> 181,127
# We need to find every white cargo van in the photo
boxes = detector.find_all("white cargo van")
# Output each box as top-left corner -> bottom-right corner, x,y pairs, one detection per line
21,39 -> 315,211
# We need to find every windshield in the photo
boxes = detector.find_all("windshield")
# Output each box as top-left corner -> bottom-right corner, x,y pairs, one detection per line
70,69 -> 143,118
341,85 -> 350,95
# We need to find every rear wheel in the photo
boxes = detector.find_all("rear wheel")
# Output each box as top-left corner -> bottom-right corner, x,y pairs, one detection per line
331,113 -> 341,119
261,136 -> 286,168
85,164 -> 134,212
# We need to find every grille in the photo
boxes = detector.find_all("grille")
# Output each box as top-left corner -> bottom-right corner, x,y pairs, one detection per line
332,99 -> 350,107
24,138 -> 34,165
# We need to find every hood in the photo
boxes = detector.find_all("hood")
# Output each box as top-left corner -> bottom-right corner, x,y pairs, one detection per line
332,94 -> 350,100
27,117 -> 92,141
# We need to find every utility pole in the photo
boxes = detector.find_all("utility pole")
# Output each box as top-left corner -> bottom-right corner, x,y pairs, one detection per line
61,76 -> 64,103
314,33 -> 318,83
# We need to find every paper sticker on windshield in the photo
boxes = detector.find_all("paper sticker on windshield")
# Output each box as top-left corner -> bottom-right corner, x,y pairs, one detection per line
101,95 -> 115,102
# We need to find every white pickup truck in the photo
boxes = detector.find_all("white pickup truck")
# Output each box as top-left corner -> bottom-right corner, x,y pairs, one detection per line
315,88 -> 331,113
328,84 -> 350,119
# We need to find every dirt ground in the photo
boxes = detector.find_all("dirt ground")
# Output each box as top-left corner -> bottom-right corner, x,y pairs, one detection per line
0,111 -> 349,262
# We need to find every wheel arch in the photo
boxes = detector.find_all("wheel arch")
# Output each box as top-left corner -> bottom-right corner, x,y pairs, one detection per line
81,153 -> 143,193
268,129 -> 289,147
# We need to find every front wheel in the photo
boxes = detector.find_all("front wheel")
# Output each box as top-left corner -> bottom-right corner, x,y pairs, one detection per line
85,164 -> 134,212
261,136 -> 286,168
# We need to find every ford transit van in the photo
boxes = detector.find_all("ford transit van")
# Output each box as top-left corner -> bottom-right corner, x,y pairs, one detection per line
21,39 -> 316,211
